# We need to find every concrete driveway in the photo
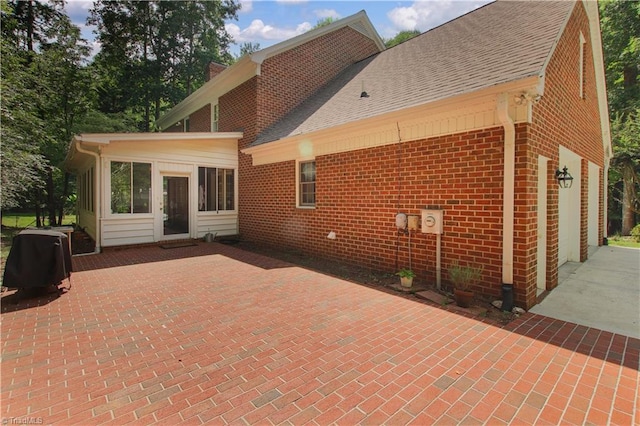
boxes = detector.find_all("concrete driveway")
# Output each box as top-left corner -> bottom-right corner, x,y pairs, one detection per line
1,242 -> 638,425
531,246 -> 640,339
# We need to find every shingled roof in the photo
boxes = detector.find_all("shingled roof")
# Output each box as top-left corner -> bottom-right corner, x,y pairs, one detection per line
253,0 -> 575,147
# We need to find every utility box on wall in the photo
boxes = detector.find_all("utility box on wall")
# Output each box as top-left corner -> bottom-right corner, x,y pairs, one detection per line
407,215 -> 420,231
421,210 -> 443,234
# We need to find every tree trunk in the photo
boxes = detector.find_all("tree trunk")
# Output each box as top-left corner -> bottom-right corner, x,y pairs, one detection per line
46,167 -> 57,226
35,201 -> 42,228
621,167 -> 635,235
58,172 -> 70,225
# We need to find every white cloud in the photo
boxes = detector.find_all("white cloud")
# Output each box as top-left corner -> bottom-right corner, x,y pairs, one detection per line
387,0 -> 490,32
239,0 -> 253,14
314,9 -> 341,20
226,19 -> 312,43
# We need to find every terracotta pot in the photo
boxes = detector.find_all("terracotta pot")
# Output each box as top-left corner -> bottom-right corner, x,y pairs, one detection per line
400,276 -> 413,288
454,289 -> 474,308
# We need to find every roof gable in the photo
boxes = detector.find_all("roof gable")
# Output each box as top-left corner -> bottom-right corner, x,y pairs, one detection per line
156,11 -> 384,131
253,0 -> 576,146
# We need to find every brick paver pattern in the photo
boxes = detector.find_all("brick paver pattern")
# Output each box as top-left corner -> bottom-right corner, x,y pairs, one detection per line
1,243 -> 639,425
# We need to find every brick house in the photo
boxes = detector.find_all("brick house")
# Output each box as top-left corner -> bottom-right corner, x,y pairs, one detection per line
66,1 -> 611,310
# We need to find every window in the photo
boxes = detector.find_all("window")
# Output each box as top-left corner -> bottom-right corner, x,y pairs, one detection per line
80,167 -> 95,213
110,161 -> 151,214
299,160 -> 316,207
579,32 -> 586,99
184,117 -> 190,132
212,104 -> 219,132
198,167 -> 235,211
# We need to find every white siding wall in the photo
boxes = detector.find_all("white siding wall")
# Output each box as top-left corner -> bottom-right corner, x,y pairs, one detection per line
99,138 -> 238,247
101,217 -> 155,247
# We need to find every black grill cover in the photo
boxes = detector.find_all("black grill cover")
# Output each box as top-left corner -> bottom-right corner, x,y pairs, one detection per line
2,230 -> 72,288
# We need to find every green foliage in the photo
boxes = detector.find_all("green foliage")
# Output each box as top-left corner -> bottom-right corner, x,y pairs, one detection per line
448,262 -> 483,291
396,268 -> 416,278
631,224 -> 640,242
385,30 -> 421,48
600,0 -> 640,234
600,0 -> 640,115
1,0 -> 91,219
313,17 -> 336,29
89,0 -> 241,131
236,42 -> 261,60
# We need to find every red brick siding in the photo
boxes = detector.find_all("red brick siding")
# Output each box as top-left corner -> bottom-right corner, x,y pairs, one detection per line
239,127 -> 514,303
527,2 -> 606,304
189,104 -> 211,132
256,26 -> 379,134
206,62 -> 227,82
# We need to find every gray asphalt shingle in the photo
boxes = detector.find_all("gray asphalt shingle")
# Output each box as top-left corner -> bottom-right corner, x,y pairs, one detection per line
254,1 -> 574,146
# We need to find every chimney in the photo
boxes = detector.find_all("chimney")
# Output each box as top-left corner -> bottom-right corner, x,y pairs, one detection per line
206,62 -> 227,82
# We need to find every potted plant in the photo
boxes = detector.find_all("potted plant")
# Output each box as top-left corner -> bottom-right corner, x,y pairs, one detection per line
396,268 -> 416,288
448,262 -> 483,307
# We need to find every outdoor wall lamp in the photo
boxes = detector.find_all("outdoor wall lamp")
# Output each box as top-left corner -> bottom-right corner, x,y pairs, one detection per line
555,165 -> 573,188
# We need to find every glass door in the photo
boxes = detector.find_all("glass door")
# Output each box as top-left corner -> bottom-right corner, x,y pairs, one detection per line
163,176 -> 189,236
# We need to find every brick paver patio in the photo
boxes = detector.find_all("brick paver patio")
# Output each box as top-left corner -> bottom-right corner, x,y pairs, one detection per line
1,242 -> 638,425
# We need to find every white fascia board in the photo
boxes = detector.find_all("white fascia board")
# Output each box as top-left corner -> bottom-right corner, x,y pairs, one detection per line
75,132 -> 244,145
156,56 -> 256,131
242,77 -> 540,165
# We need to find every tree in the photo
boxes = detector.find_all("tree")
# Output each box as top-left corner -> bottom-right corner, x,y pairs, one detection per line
0,3 -> 46,210
384,30 -> 421,48
236,41 -> 261,59
600,0 -> 640,235
89,1 -> 240,131
313,17 -> 336,29
1,0 -> 92,225
609,111 -> 640,234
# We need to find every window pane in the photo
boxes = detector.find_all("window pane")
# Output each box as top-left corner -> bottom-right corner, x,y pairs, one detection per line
111,161 -> 131,214
225,169 -> 234,210
206,168 -> 216,211
299,161 -> 316,206
198,167 -> 206,211
132,162 -> 151,213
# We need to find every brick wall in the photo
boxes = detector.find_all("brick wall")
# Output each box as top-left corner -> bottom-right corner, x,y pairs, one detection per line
255,26 -> 380,135
190,104 -> 211,132
239,127 -> 515,303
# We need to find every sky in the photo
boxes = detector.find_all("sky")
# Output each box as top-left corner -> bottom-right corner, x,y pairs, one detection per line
63,0 -> 492,57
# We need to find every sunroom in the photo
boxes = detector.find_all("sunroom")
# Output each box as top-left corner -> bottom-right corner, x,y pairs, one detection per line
64,132 -> 243,252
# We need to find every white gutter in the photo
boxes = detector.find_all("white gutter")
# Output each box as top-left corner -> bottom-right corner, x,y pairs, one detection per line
73,140 -> 101,254
496,93 -> 515,285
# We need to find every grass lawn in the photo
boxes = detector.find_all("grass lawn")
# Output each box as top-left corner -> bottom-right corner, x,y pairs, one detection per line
607,235 -> 640,249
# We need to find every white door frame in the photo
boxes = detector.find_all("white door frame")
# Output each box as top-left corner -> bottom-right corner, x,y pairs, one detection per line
156,172 -> 191,241
558,147 -> 581,266
537,156 -> 549,295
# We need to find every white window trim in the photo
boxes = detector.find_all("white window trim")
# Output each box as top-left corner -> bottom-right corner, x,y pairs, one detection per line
296,158 -> 316,209
196,165 -> 237,213
579,32 -> 586,99
211,103 -> 219,132
106,159 -> 154,218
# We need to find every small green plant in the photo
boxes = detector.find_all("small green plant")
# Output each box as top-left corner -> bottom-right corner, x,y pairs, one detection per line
396,268 -> 416,279
631,224 -> 640,243
448,262 -> 483,291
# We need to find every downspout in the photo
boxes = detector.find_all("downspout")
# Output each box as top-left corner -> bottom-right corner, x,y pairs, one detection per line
496,93 -> 515,286
74,139 -> 101,254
